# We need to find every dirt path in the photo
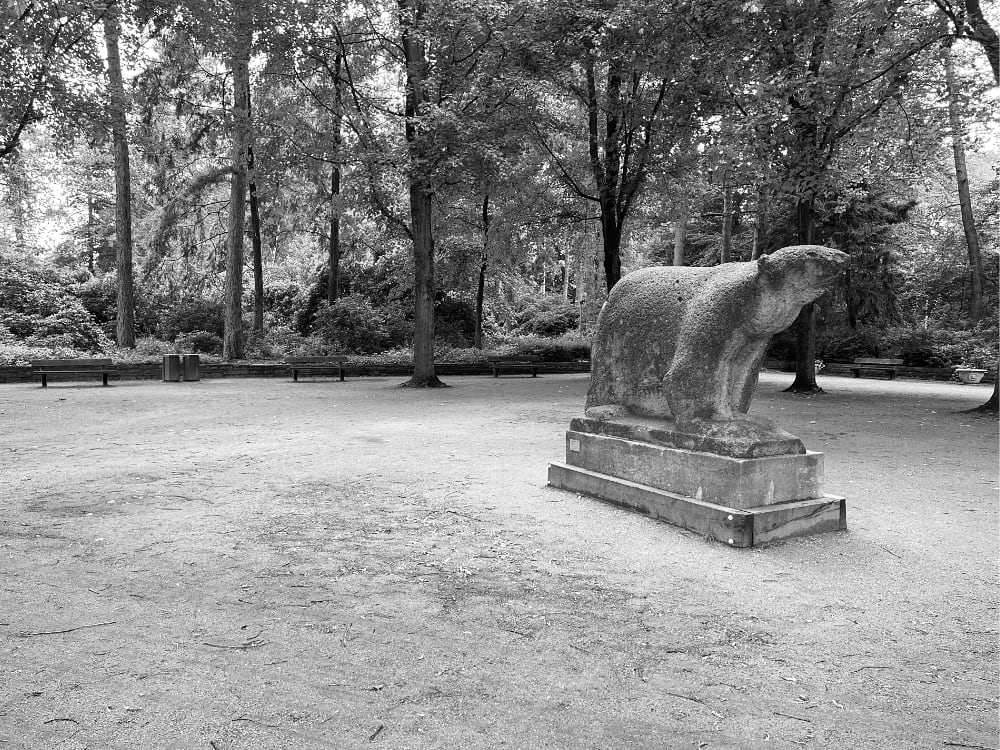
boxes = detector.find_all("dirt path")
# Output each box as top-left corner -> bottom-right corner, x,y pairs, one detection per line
0,372 -> 996,749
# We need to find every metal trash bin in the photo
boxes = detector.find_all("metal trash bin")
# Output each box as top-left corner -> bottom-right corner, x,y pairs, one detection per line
182,354 -> 200,381
163,354 -> 181,382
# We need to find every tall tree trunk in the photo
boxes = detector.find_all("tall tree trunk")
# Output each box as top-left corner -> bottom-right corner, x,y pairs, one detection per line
562,245 -> 570,300
103,1 -> 135,348
967,374 -> 999,414
944,40 -> 984,322
328,165 -> 341,304
248,142 -> 264,332
408,183 -> 439,385
750,186 -> 768,260
327,51 -> 344,304
86,195 -> 95,273
784,198 -> 823,393
601,210 -> 622,290
400,0 -> 443,387
845,267 -> 858,329
223,6 -> 251,360
474,193 -> 489,350
720,171 -> 733,264
672,213 -> 686,267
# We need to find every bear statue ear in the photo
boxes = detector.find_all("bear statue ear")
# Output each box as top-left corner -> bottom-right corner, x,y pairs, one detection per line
757,254 -> 772,275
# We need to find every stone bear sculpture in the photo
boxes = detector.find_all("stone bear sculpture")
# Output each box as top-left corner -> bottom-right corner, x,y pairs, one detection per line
585,245 -> 847,427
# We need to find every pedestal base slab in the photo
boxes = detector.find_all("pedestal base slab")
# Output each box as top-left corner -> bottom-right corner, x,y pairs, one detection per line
565,430 -> 821,509
548,462 -> 846,548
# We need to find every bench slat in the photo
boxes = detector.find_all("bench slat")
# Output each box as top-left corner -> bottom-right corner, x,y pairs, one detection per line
30,359 -> 117,387
849,358 -> 902,380
289,357 -> 348,382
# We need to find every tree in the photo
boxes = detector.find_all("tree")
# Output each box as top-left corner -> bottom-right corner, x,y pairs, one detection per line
720,0 -> 944,392
223,2 -> 252,359
102,0 -> 136,347
942,39 -> 985,322
0,2 -> 101,162
519,0 -> 709,291
397,0 -> 442,386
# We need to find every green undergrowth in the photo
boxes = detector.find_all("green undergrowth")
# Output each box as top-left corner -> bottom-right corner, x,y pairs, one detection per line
0,332 -> 592,367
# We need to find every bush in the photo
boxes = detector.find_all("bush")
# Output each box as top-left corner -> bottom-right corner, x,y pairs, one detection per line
312,295 -> 393,354
174,330 -> 223,355
514,296 -> 580,337
490,333 -> 591,362
161,300 -> 225,340
434,294 -> 476,346
72,273 -> 118,332
815,327 -> 881,363
29,306 -> 111,350
0,257 -> 110,351
133,337 -> 173,356
263,283 -> 303,327
245,325 -> 307,360
812,324 -> 999,369
884,326 -> 998,369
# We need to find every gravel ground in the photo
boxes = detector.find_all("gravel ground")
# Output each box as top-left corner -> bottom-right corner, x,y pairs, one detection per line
0,371 -> 996,750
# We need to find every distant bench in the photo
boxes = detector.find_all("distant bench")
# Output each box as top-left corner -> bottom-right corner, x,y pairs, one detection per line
488,360 -> 591,378
287,356 -> 348,382
31,358 -> 118,387
490,360 -> 539,378
850,357 -> 903,380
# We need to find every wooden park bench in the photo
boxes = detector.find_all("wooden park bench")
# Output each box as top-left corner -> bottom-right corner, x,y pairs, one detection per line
31,358 -> 118,387
287,355 -> 349,382
850,357 -> 903,380
490,359 -> 539,378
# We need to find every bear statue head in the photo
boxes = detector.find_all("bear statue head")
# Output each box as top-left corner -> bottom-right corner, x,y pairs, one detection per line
757,245 -> 847,306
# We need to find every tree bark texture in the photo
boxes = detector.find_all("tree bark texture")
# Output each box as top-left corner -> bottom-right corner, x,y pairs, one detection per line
962,0 -> 999,83
103,2 -> 135,348
750,186 -> 769,260
327,51 -> 344,304
944,41 -> 984,322
474,193 -> 489,350
223,7 -> 252,360
248,143 -> 264,332
86,194 -> 95,273
672,216 -> 686,267
400,0 -> 443,387
785,198 -> 823,393
720,180 -> 733,264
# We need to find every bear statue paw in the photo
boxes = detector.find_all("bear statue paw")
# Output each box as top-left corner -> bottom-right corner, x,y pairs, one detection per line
673,415 -> 806,458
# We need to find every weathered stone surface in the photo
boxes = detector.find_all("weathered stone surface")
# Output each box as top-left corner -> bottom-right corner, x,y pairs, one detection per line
585,245 -> 847,452
548,461 -> 846,547
564,430 -> 823,509
570,415 -> 804,458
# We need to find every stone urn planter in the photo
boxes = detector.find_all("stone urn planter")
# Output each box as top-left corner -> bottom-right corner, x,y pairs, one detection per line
955,367 -> 988,384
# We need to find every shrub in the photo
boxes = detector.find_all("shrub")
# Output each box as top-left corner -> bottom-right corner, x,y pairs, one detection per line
491,333 -> 591,362
263,283 -> 302,327
72,273 -> 118,331
312,295 -> 392,354
29,306 -> 111,351
174,330 -> 223,355
245,325 -> 307,360
884,326 -> 998,369
514,296 -> 580,337
161,300 -> 225,340
434,294 -> 476,346
0,257 -> 109,350
815,327 -> 881,363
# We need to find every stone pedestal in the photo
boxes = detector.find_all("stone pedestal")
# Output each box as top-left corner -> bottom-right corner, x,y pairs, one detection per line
548,418 -> 846,547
